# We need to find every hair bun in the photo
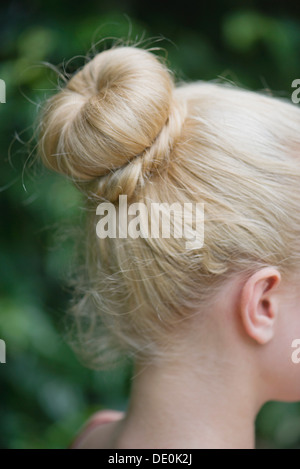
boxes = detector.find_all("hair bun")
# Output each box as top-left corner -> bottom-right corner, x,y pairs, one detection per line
38,47 -> 175,186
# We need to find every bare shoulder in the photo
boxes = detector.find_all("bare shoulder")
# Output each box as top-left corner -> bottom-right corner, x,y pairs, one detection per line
71,410 -> 125,449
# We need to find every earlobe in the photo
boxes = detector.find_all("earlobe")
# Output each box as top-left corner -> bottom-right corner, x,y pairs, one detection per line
240,268 -> 281,345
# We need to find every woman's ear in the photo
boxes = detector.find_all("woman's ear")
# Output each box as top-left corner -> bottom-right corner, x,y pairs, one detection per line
240,268 -> 281,345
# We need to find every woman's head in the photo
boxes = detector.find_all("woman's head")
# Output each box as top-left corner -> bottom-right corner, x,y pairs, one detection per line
38,46 -> 300,401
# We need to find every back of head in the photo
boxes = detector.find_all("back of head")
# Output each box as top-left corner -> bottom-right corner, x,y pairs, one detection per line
37,45 -> 300,368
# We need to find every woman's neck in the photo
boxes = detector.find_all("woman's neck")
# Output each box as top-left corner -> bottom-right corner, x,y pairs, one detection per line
113,356 -> 259,449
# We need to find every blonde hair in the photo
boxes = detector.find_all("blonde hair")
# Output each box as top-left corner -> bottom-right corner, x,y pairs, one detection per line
38,45 -> 300,368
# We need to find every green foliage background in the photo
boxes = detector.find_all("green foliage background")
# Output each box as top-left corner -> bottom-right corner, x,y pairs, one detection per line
1,0 -> 300,449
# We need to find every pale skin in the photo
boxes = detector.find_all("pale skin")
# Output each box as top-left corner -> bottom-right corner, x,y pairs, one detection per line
76,267 -> 300,449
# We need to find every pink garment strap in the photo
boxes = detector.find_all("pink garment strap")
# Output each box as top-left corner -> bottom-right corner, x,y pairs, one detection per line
70,410 -> 124,449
